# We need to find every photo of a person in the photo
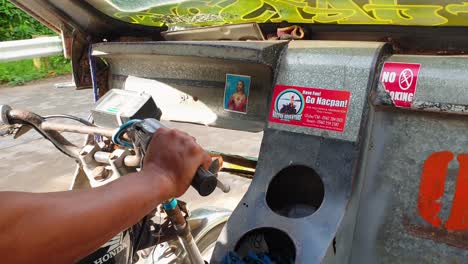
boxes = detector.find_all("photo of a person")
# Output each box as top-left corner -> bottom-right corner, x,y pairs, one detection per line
279,95 -> 298,114
276,91 -> 303,115
224,74 -> 251,114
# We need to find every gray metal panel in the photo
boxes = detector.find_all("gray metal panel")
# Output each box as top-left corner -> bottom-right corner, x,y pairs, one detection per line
93,41 -> 287,66
349,55 -> 468,263
376,55 -> 468,115
332,108 -> 377,264
211,129 -> 358,263
211,41 -> 385,263
349,110 -> 468,263
390,55 -> 468,106
269,41 -> 385,142
92,41 -> 288,132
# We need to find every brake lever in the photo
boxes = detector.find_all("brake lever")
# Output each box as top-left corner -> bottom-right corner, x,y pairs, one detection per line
0,123 -> 36,139
13,124 -> 33,139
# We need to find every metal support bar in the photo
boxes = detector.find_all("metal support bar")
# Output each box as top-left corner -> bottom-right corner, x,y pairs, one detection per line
0,36 -> 63,62
165,203 -> 205,264
41,122 -> 115,138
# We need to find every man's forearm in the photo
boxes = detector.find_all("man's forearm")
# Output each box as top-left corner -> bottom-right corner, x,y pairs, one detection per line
0,173 -> 164,264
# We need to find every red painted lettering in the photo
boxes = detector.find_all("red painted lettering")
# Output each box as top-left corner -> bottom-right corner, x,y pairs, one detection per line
444,154 -> 468,230
418,151 -> 468,230
418,151 -> 453,227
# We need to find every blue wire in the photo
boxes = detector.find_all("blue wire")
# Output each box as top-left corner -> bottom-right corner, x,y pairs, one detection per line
112,119 -> 142,148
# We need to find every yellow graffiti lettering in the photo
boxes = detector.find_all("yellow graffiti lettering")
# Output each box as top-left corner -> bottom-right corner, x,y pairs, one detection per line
176,0 -> 222,16
364,0 -> 447,25
114,11 -> 164,26
304,0 -> 377,24
446,2 -> 468,15
108,0 -> 468,27
175,0 -> 226,26
303,7 -> 355,23
220,0 -> 277,23
114,4 -> 177,27
264,0 -> 312,23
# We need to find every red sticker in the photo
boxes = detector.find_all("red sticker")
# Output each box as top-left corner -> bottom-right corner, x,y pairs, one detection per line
380,62 -> 421,108
269,85 -> 351,132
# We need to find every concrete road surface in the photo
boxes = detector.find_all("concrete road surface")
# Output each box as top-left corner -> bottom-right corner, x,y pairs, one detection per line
0,75 -> 262,211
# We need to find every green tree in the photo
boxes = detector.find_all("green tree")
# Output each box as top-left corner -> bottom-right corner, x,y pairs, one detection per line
0,1 -> 70,85
0,0 -> 54,41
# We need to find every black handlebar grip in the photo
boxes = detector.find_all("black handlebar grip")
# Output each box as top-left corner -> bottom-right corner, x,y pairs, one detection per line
191,159 -> 220,196
191,167 -> 218,196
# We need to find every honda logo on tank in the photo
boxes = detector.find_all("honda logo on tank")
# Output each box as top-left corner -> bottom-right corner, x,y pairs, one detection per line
380,62 -> 421,108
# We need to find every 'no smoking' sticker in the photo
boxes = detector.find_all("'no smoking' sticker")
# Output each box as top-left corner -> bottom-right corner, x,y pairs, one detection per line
380,62 -> 421,108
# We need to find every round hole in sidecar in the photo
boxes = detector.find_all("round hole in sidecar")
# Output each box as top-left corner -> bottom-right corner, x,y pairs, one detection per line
234,227 -> 295,262
266,165 -> 324,218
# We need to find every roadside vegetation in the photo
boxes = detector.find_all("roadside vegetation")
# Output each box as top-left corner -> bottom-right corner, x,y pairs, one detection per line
0,56 -> 71,85
0,1 -> 71,85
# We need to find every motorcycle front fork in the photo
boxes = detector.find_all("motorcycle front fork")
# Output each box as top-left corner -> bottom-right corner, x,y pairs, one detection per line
163,199 -> 206,264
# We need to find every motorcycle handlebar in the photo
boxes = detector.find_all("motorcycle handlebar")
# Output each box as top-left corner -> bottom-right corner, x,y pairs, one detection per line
2,106 -> 81,160
1,106 -> 222,196
94,150 -> 219,196
133,118 -> 219,197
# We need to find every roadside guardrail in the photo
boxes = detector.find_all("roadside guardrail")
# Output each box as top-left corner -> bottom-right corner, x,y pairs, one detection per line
0,36 -> 62,62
